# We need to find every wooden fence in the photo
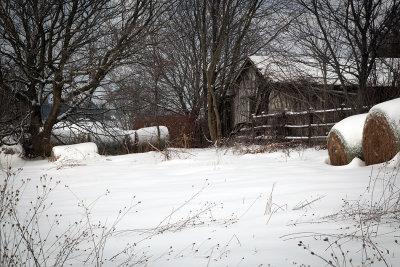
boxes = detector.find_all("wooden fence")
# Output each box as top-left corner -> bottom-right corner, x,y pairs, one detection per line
237,104 -> 369,145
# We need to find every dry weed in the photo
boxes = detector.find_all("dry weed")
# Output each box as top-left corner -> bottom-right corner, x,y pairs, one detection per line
283,164 -> 400,266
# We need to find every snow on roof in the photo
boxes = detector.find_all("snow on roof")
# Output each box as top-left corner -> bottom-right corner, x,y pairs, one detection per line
249,55 -> 346,84
249,56 -> 398,86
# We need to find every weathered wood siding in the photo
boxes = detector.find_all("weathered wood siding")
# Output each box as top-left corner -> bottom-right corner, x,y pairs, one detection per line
268,87 -> 309,113
232,65 -> 259,127
268,90 -> 296,113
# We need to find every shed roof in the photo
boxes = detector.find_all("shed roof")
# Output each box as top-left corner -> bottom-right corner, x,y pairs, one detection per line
248,55 -> 352,85
230,55 -> 398,98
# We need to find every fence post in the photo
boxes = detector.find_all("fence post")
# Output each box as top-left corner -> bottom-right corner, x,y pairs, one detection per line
281,109 -> 287,141
262,112 -> 268,137
308,108 -> 313,147
251,115 -> 255,141
340,103 -> 346,120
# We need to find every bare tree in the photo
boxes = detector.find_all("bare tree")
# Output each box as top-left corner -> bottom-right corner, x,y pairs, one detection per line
196,0 -> 291,144
146,0 -> 292,145
120,6 -> 206,120
107,1 -> 292,146
0,0 -> 170,156
294,0 -> 400,111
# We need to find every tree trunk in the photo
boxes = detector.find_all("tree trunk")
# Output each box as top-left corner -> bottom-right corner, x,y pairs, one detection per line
357,54 -> 369,113
31,86 -> 62,156
31,131 -> 53,158
357,83 -> 366,114
27,105 -> 44,157
207,90 -> 217,142
209,86 -> 222,145
154,83 -> 161,148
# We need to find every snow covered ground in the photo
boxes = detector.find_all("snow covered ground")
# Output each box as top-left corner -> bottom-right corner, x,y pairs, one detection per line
2,147 -> 400,266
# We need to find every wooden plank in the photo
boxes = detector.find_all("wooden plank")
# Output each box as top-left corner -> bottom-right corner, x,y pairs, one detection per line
243,104 -> 368,144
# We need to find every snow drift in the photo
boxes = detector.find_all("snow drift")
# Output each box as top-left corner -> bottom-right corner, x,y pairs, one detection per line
9,147 -> 400,266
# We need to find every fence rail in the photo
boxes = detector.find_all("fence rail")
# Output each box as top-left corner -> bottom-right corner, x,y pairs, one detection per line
236,104 -> 369,145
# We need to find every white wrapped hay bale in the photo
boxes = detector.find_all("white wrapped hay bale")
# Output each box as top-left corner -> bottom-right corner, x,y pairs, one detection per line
362,98 -> 400,165
51,121 -> 137,155
135,126 -> 169,146
51,121 -> 128,145
327,113 -> 368,166
50,142 -> 99,161
50,123 -> 169,154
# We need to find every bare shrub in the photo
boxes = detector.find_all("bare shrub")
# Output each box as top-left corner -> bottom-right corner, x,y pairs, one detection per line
132,114 -> 203,149
229,141 -> 304,156
0,166 -> 146,266
283,163 -> 400,266
1,166 -> 237,266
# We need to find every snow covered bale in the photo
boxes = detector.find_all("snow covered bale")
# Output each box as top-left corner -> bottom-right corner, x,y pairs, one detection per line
135,126 -> 169,152
362,98 -> 400,165
50,142 -> 99,161
327,114 -> 368,166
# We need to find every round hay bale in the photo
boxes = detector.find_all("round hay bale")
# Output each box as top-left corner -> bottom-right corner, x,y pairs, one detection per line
327,114 -> 368,166
327,131 -> 348,165
362,98 -> 400,165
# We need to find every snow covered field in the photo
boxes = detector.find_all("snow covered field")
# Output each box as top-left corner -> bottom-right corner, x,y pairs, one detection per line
2,147 -> 400,266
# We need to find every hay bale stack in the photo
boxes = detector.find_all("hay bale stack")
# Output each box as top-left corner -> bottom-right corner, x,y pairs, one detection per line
362,98 -> 400,165
328,114 -> 368,166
